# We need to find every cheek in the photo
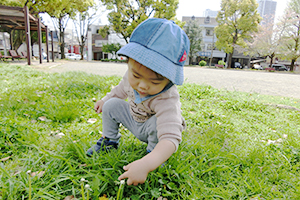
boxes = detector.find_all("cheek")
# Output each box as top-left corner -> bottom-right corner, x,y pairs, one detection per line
128,75 -> 137,87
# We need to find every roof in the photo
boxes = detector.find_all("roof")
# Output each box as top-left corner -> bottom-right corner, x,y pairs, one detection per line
0,5 -> 46,32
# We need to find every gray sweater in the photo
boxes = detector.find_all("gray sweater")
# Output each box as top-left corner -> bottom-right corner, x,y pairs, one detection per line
101,71 -> 185,150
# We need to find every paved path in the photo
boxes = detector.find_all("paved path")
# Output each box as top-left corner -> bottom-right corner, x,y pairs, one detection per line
27,60 -> 300,99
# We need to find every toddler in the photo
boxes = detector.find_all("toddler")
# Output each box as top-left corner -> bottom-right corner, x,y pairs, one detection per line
87,18 -> 190,185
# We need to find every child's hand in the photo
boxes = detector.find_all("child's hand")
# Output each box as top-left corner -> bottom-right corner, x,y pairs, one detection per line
94,100 -> 104,113
118,159 -> 151,185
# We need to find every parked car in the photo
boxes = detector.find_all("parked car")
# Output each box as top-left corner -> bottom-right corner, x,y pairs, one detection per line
253,64 -> 263,70
232,62 -> 242,69
65,53 -> 81,60
271,64 -> 288,71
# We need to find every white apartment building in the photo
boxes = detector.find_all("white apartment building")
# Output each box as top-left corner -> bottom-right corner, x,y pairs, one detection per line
182,16 -> 226,65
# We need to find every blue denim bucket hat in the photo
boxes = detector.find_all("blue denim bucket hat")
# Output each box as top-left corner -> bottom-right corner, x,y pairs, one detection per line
117,18 -> 190,85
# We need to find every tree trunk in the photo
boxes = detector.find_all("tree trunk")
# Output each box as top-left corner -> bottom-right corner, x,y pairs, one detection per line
59,17 -> 65,59
227,52 -> 233,68
290,58 -> 295,71
80,43 -> 85,60
269,52 -> 275,67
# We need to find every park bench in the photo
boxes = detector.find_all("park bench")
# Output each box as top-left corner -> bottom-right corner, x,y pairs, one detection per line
0,51 -> 12,61
9,50 -> 26,61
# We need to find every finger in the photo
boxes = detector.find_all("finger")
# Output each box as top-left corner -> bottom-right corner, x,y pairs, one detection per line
118,171 -> 128,181
123,164 -> 130,171
127,178 -> 133,185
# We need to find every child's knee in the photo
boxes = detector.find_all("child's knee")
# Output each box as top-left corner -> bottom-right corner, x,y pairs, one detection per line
102,98 -> 121,113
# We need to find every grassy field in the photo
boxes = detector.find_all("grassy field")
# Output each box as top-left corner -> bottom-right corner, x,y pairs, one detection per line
1,63 -> 300,200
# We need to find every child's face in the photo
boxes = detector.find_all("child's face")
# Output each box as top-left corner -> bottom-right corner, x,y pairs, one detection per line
128,58 -> 170,98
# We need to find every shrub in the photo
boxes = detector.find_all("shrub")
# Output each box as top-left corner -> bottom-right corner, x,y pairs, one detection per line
199,60 -> 207,66
218,60 -> 226,66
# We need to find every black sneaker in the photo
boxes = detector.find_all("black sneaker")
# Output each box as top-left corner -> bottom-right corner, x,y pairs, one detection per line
86,136 -> 118,157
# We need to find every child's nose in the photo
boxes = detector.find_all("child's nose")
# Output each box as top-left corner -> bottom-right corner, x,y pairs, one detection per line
138,81 -> 148,90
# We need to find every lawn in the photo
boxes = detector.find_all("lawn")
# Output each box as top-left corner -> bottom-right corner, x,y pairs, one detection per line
1,63 -> 300,199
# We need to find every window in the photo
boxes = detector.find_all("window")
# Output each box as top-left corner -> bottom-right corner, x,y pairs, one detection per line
206,29 -> 211,36
204,16 -> 210,24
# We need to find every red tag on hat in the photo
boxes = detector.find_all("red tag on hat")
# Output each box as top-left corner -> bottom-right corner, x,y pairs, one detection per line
179,50 -> 187,62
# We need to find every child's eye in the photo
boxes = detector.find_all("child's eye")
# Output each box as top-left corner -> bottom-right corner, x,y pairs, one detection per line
151,82 -> 160,85
133,74 -> 139,78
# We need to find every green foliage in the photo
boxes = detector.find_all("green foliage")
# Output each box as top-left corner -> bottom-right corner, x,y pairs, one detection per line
184,19 -> 203,64
100,0 -> 179,43
199,60 -> 207,66
215,0 -> 261,68
277,0 -> 300,71
218,60 -> 226,65
1,64 -> 300,199
102,43 -> 122,54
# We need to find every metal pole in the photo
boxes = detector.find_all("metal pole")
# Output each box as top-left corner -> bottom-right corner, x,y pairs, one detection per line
37,17 -> 42,64
51,31 -> 54,62
45,26 -> 49,62
24,5 -> 32,65
209,29 -> 214,67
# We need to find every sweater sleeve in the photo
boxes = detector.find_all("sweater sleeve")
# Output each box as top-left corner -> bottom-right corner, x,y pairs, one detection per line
101,71 -> 128,102
151,89 -> 183,151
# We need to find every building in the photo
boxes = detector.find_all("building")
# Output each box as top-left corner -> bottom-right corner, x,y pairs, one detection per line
182,16 -> 251,67
182,16 -> 226,66
203,9 -> 218,18
87,24 -> 126,60
257,0 -> 277,25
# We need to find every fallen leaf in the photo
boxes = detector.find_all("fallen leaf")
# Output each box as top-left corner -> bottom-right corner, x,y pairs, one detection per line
13,170 -> 22,176
266,138 -> 283,145
55,132 -> 65,138
31,171 -> 45,178
0,156 -> 11,162
99,195 -> 109,200
157,197 -> 168,200
64,195 -> 75,200
38,116 -> 47,121
79,164 -> 87,167
87,118 -> 97,124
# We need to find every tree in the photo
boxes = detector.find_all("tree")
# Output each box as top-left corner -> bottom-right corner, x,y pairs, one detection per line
215,0 -> 261,68
277,0 -> 300,71
73,3 -> 102,60
184,19 -> 202,65
99,0 -> 179,43
240,18 -> 284,67
1,0 -> 95,59
102,43 -> 121,54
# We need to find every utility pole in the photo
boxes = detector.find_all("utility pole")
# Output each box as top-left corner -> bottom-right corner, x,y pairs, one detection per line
209,29 -> 214,67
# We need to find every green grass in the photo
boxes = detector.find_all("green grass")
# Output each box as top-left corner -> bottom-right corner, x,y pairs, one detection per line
1,63 -> 300,199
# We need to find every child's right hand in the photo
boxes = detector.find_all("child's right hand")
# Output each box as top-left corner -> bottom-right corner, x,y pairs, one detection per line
94,100 -> 104,113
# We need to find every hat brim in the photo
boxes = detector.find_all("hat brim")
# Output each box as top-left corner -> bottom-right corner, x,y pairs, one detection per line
117,42 -> 184,85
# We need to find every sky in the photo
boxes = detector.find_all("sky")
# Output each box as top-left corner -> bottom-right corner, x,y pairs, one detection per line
175,0 -> 288,21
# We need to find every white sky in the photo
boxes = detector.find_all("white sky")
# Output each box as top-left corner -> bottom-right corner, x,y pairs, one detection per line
175,0 -> 288,21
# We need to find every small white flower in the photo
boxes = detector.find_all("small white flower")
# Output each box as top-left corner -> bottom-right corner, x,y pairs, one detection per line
85,184 -> 90,189
120,180 -> 125,185
80,178 -> 86,182
26,170 -> 31,174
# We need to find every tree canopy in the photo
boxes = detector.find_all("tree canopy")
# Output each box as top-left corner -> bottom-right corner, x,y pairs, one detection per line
99,0 -> 180,43
184,19 -> 203,65
215,0 -> 261,68
277,0 -> 300,71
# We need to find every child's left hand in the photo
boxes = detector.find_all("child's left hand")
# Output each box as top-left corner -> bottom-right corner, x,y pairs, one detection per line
118,159 -> 151,185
